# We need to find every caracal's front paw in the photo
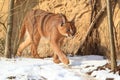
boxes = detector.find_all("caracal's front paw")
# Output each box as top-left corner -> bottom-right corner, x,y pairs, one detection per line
53,58 -> 61,64
60,56 -> 69,65
62,58 -> 69,65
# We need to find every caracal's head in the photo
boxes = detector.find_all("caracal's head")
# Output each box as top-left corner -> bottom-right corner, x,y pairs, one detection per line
58,14 -> 76,37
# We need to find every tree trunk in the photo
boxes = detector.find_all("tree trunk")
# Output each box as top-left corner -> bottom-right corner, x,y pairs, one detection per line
106,0 -> 117,72
4,0 -> 14,58
12,0 -> 39,57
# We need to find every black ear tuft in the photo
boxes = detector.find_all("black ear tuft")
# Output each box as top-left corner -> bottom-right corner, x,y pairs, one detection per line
71,13 -> 77,22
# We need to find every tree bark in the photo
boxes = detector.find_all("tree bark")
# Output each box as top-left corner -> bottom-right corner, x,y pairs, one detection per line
106,0 -> 117,72
4,0 -> 14,58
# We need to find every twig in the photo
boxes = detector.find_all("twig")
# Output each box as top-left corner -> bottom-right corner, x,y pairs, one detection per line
77,10 -> 91,19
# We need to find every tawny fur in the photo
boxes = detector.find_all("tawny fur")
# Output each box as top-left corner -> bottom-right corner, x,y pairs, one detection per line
17,9 -> 76,65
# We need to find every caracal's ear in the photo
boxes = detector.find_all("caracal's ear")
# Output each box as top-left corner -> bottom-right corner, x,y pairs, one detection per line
59,13 -> 66,27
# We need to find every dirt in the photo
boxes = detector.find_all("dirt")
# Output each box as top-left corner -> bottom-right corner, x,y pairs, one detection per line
86,63 -> 120,80
0,0 -> 120,58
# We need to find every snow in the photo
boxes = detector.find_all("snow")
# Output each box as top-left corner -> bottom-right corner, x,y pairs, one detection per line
0,55 -> 119,80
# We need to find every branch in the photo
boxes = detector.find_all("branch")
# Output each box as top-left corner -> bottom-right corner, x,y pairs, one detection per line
0,21 -> 7,32
77,4 -> 106,54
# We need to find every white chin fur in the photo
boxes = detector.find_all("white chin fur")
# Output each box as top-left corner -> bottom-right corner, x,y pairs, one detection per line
65,34 -> 69,37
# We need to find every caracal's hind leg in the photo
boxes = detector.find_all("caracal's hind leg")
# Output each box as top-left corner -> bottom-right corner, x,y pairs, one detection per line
17,34 -> 32,57
31,43 -> 40,58
31,31 -> 40,58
